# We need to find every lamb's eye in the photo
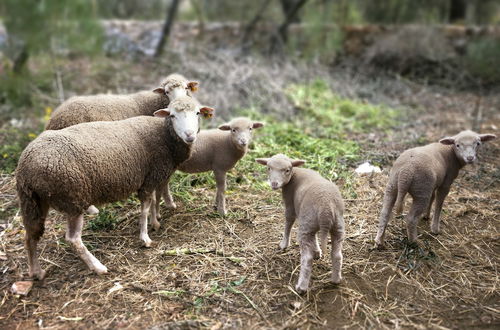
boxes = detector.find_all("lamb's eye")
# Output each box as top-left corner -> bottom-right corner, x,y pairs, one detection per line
285,169 -> 290,173
232,129 -> 236,133
267,167 -> 270,171
456,144 -> 460,148
249,127 -> 253,131
476,141 -> 481,146
196,112 -> 200,116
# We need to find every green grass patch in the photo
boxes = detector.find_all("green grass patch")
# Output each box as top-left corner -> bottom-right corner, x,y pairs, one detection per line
86,207 -> 121,231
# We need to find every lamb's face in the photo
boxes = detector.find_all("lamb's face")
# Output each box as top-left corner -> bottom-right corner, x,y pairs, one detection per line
154,97 -> 214,144
256,154 -> 305,190
219,118 -> 264,150
440,130 -> 496,164
154,76 -> 199,101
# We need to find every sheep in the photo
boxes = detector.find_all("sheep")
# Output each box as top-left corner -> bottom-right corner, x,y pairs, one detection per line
46,73 -> 199,215
256,154 -> 345,294
375,130 -> 496,247
46,73 -> 198,130
153,117 -> 264,220
16,96 -> 214,279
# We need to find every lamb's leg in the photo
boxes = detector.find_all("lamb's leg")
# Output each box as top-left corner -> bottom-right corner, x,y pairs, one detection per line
162,182 -> 177,210
431,186 -> 450,235
214,170 -> 227,216
66,214 -> 108,274
24,201 -> 49,280
86,205 -> 99,215
150,192 -> 160,231
424,190 -> 435,220
279,209 -> 295,250
295,229 -> 316,294
330,227 -> 345,284
406,197 -> 429,244
375,185 -> 397,247
139,197 -> 153,247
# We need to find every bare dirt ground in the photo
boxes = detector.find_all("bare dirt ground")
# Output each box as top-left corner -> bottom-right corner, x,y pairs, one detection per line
1,78 -> 499,329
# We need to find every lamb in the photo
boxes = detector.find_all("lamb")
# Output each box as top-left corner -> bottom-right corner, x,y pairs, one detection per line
45,73 -> 198,130
256,154 -> 345,294
16,96 -> 214,279
375,130 -> 496,247
154,117 -> 264,220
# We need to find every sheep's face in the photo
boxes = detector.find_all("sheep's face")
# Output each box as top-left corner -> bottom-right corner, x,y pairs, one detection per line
153,77 -> 199,101
219,118 -> 264,150
256,154 -> 305,190
439,130 -> 496,164
154,96 -> 214,144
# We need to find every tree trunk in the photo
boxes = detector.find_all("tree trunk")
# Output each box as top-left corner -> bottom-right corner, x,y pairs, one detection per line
155,0 -> 181,58
449,0 -> 466,22
269,0 -> 308,53
280,0 -> 302,24
241,0 -> 273,52
13,46 -> 29,74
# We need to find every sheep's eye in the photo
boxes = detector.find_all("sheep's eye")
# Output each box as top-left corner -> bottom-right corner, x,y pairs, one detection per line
476,142 -> 481,146
456,144 -> 460,148
267,167 -> 270,171
196,112 -> 200,116
249,127 -> 253,131
170,114 -> 176,118
232,129 -> 236,133
285,169 -> 290,173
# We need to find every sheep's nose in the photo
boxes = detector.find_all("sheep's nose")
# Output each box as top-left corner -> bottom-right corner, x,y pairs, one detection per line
185,131 -> 195,143
467,156 -> 474,162
239,139 -> 248,146
271,181 -> 279,190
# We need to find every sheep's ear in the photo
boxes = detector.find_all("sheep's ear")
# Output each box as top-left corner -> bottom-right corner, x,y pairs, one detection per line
187,81 -> 199,92
154,109 -> 171,118
252,122 -> 265,129
153,87 -> 165,94
200,106 -> 214,119
219,124 -> 231,131
255,158 -> 269,165
479,134 -> 496,142
291,159 -> 306,167
439,137 -> 455,145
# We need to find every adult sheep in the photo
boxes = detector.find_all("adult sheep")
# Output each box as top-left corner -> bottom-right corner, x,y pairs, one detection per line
16,96 -> 214,279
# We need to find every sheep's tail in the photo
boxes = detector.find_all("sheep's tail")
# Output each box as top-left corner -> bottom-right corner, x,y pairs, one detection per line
394,170 -> 412,215
17,185 -> 46,241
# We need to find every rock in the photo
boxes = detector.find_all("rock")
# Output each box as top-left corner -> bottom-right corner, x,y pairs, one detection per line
11,281 -> 33,296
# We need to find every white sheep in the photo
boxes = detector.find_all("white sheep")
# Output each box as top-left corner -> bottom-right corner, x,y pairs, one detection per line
153,117 -> 264,222
16,96 -> 214,279
256,154 -> 345,294
375,130 -> 496,247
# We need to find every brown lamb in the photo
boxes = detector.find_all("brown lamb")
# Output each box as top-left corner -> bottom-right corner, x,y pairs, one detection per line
256,154 -> 345,294
375,130 -> 496,247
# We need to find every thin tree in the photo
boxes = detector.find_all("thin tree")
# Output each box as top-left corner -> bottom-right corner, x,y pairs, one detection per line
155,0 -> 181,58
241,0 -> 273,52
269,0 -> 309,54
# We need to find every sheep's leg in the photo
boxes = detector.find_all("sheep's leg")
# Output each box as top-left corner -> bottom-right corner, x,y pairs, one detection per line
162,182 -> 177,210
214,170 -> 227,216
139,197 -> 153,247
375,186 -> 397,247
330,226 -> 345,284
25,201 -> 49,280
406,197 -> 428,244
66,214 -> 108,274
279,209 -> 295,250
424,190 -> 435,220
295,228 -> 316,294
150,192 -> 160,231
86,205 -> 99,215
431,186 -> 450,235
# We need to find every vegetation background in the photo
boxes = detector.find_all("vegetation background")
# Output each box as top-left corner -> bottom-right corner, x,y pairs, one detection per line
0,0 -> 499,329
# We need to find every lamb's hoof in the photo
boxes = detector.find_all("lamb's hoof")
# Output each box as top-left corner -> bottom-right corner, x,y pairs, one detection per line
86,205 -> 99,215
331,275 -> 342,285
165,202 -> 177,210
93,264 -> 108,275
217,209 -> 227,216
294,284 -> 307,295
431,229 -> 441,235
152,221 -> 161,231
141,236 -> 153,248
30,269 -> 46,281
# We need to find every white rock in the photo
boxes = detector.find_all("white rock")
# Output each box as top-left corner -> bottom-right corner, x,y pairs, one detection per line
355,162 -> 381,175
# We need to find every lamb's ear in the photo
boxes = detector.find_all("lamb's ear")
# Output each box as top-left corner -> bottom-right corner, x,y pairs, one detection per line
187,81 -> 199,92
439,137 -> 455,145
219,124 -> 231,131
479,133 -> 496,142
252,122 -> 265,129
154,109 -> 170,118
255,158 -> 269,165
153,87 -> 165,94
200,106 -> 214,119
291,159 -> 306,167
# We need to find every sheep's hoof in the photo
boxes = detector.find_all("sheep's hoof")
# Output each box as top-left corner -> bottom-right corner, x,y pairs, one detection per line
165,202 -> 177,210
86,205 -> 99,215
431,228 -> 441,235
313,250 -> 322,260
30,269 -> 46,281
141,236 -> 153,248
217,209 -> 227,216
93,264 -> 108,275
152,221 -> 161,231
294,284 -> 307,295
331,274 -> 342,285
